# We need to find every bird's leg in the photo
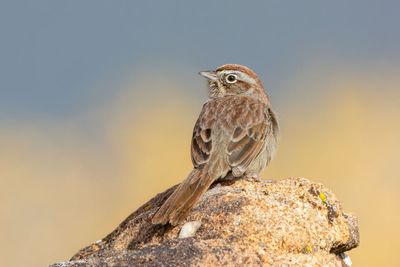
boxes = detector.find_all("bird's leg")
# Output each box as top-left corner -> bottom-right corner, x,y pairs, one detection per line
246,174 -> 276,183
247,174 -> 262,182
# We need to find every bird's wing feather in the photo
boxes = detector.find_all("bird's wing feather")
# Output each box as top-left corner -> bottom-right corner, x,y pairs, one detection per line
191,96 -> 270,178
191,101 -> 215,168
224,98 -> 269,175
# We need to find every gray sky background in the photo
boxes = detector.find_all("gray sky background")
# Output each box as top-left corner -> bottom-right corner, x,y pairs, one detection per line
1,1 -> 399,119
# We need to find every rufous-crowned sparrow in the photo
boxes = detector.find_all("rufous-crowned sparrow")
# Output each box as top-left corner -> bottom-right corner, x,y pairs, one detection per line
152,64 -> 279,225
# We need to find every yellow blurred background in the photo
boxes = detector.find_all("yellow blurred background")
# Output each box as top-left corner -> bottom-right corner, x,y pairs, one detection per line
1,1 -> 399,266
1,63 -> 399,266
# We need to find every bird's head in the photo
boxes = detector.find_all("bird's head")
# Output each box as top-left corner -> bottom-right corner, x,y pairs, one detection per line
199,64 -> 268,101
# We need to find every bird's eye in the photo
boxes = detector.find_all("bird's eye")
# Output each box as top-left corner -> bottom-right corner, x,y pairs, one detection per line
225,74 -> 237,83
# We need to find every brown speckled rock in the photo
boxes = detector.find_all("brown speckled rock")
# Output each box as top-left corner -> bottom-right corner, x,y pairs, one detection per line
51,177 -> 359,267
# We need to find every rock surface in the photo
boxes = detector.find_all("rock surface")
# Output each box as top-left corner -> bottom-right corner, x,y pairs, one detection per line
51,177 -> 359,266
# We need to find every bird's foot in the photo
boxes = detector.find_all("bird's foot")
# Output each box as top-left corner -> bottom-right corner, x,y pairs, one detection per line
247,174 -> 262,182
247,174 -> 276,183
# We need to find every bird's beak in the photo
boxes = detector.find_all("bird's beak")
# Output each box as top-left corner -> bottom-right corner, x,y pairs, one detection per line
199,70 -> 218,81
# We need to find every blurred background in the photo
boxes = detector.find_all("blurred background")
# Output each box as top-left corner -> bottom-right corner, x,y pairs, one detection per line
1,1 -> 399,266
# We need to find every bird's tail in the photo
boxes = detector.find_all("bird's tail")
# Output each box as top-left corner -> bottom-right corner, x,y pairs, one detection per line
152,168 -> 214,226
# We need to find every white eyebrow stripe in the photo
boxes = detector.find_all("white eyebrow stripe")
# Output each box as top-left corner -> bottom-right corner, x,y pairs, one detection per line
222,70 -> 257,85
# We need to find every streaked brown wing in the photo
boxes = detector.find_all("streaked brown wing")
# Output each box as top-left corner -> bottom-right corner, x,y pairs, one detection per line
191,101 -> 216,168
225,98 -> 269,176
191,96 -> 270,178
227,121 -> 267,175
191,124 -> 212,167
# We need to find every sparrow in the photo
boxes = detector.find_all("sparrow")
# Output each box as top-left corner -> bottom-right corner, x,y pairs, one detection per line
152,64 -> 279,226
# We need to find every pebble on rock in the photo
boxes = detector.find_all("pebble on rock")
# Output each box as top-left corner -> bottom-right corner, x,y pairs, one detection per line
178,221 -> 202,238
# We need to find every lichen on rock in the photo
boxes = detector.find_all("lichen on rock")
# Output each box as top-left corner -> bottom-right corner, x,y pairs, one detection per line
51,177 -> 359,267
